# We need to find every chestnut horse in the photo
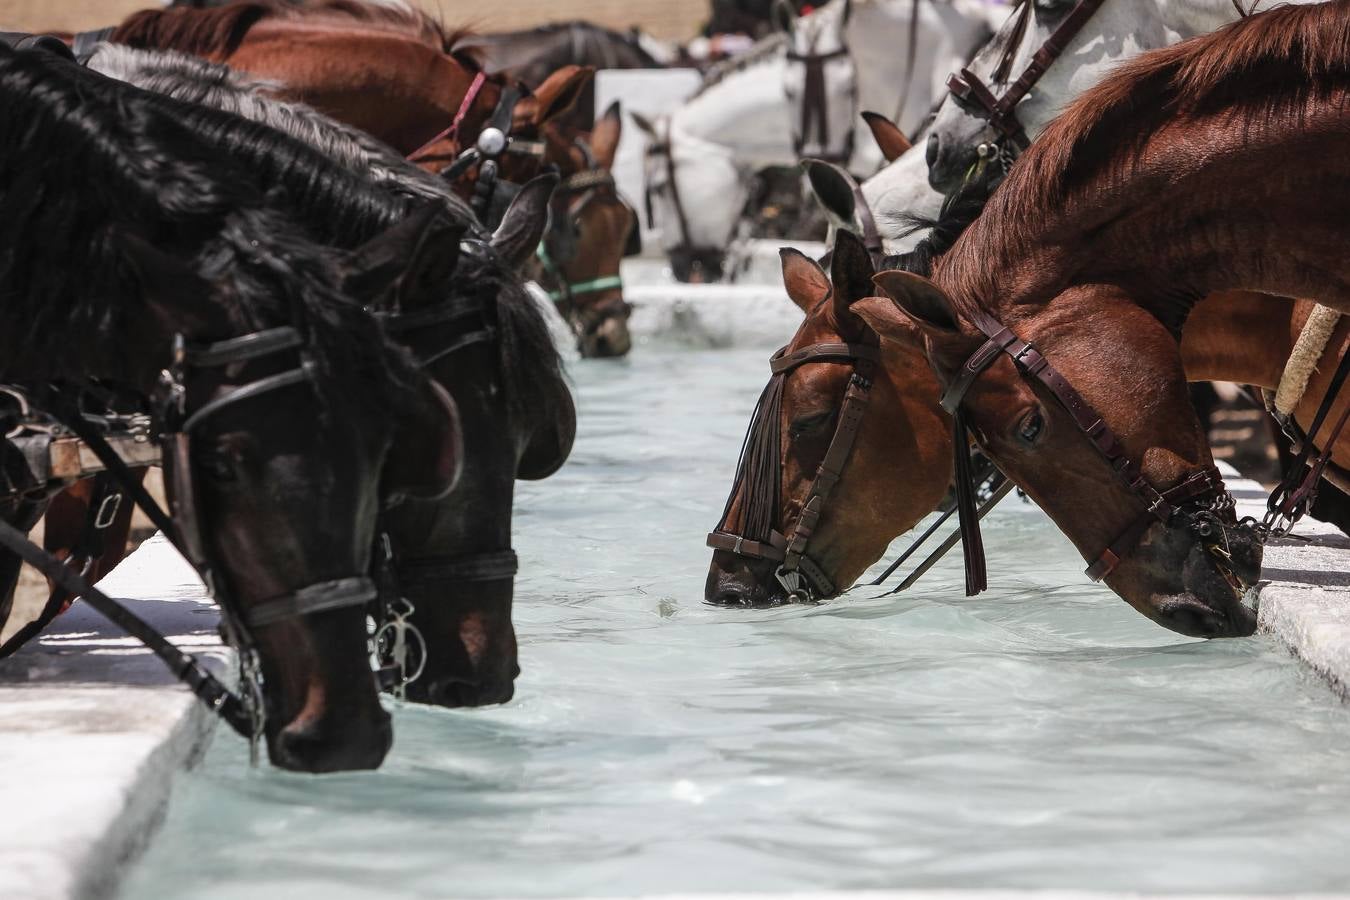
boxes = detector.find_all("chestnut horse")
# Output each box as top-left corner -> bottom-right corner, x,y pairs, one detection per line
707,229 -> 1350,638
533,101 -> 640,358
843,2 -> 1350,637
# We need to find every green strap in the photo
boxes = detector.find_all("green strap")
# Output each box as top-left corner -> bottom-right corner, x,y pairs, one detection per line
544,275 -> 623,303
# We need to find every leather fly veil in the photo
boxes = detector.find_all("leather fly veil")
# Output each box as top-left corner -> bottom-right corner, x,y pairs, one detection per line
707,337 -> 879,601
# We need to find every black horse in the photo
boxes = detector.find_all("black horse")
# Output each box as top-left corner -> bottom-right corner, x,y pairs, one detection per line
0,45 -> 462,771
87,46 -> 577,707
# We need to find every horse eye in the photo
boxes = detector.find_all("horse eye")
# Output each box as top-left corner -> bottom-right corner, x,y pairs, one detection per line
1018,411 -> 1045,446
790,411 -> 833,439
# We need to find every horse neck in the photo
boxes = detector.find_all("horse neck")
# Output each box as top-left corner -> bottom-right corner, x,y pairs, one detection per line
940,89 -> 1350,334
1178,291 -> 1301,390
219,23 -> 477,154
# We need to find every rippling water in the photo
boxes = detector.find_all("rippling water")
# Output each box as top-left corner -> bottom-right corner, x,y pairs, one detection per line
122,324 -> 1350,898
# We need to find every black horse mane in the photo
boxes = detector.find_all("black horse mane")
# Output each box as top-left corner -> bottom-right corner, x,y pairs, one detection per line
0,45 -> 422,420
879,177 -> 994,277
120,70 -> 568,430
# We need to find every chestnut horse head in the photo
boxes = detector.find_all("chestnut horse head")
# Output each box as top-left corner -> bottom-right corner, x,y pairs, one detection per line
706,230 -> 953,606
536,101 -> 640,358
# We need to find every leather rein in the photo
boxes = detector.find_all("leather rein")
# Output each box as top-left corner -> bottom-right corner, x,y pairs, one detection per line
787,45 -> 853,164
644,121 -> 725,281
945,0 -> 1107,173
707,338 -> 879,601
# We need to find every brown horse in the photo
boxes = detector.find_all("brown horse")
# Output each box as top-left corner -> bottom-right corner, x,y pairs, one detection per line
533,101 -> 640,358
707,232 -> 1350,626
107,1 -> 592,187
835,2 -> 1350,637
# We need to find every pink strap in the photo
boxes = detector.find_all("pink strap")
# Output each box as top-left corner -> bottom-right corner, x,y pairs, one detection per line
408,70 -> 487,162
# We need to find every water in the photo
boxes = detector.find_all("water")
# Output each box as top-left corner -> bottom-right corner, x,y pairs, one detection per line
121,320 -> 1350,898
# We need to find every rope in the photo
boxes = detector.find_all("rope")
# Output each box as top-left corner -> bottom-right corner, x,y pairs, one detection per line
1274,304 -> 1342,419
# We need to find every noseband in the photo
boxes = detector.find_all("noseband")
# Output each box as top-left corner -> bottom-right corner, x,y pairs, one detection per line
945,0 -> 1106,173
787,45 -> 854,164
940,310 -> 1240,595
707,338 -> 879,602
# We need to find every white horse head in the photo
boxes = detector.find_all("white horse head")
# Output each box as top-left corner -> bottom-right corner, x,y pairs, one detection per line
780,0 -> 1002,175
924,0 -> 1315,193
632,35 -> 796,282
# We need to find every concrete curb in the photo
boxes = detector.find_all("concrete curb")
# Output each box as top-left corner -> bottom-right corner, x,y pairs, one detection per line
0,535 -> 225,900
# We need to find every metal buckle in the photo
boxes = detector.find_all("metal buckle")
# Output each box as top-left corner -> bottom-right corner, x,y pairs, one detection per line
93,492 -> 122,531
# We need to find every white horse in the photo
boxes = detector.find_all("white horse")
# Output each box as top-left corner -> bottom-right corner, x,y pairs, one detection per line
778,0 -> 1004,174
924,0 -> 1327,193
631,35 -> 795,282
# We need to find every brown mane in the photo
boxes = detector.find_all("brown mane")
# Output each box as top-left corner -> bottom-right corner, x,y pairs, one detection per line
942,0 -> 1350,323
111,0 -> 477,58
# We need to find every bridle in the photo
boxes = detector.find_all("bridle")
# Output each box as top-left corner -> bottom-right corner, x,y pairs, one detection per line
707,337 -> 879,602
939,308 -> 1243,596
644,122 -> 726,281
786,44 -> 854,165
369,239 -> 519,695
409,72 -> 546,227
945,0 -> 1107,174
536,166 -> 638,346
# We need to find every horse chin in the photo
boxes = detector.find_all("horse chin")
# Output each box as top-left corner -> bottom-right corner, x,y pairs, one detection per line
1113,527 -> 1258,639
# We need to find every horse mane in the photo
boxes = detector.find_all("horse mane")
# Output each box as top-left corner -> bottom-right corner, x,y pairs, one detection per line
945,0 -> 1350,327
688,31 -> 786,99
1017,0 -> 1350,217
879,177 -> 994,278
88,43 -> 472,213
111,0 -> 474,57
0,45 -> 424,422
108,57 -> 568,432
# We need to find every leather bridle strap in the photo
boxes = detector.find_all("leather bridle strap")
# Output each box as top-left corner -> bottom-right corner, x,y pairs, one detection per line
1266,334 -> 1350,531
946,0 -> 1107,149
395,550 -> 519,585
941,315 -> 1228,584
243,576 -> 378,629
409,70 -> 488,163
707,341 -> 880,600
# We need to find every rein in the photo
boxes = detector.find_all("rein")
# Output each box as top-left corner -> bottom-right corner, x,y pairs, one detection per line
708,338 -> 879,602
945,0 -> 1107,168
644,122 -> 724,280
939,310 -> 1241,595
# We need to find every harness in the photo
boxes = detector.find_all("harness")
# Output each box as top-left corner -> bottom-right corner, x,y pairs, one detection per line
786,45 -> 853,164
0,324 -> 382,758
644,122 -> 726,281
945,0 -> 1107,174
410,73 -> 546,227
707,338 -> 879,601
370,244 -> 519,695
939,310 -> 1241,596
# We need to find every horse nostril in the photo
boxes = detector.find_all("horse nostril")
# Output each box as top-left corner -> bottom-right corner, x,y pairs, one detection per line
926,132 -> 940,169
427,676 -> 514,708
273,717 -> 392,773
710,584 -> 750,607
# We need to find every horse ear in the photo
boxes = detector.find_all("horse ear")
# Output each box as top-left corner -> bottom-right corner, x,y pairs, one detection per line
780,248 -> 830,313
803,158 -> 856,228
116,231 -> 230,340
492,173 -> 557,269
861,111 -> 911,163
857,270 -> 961,342
529,65 -> 594,126
829,229 -> 874,308
342,205 -> 465,310
630,110 -> 659,139
772,0 -> 797,33
589,100 -> 623,171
